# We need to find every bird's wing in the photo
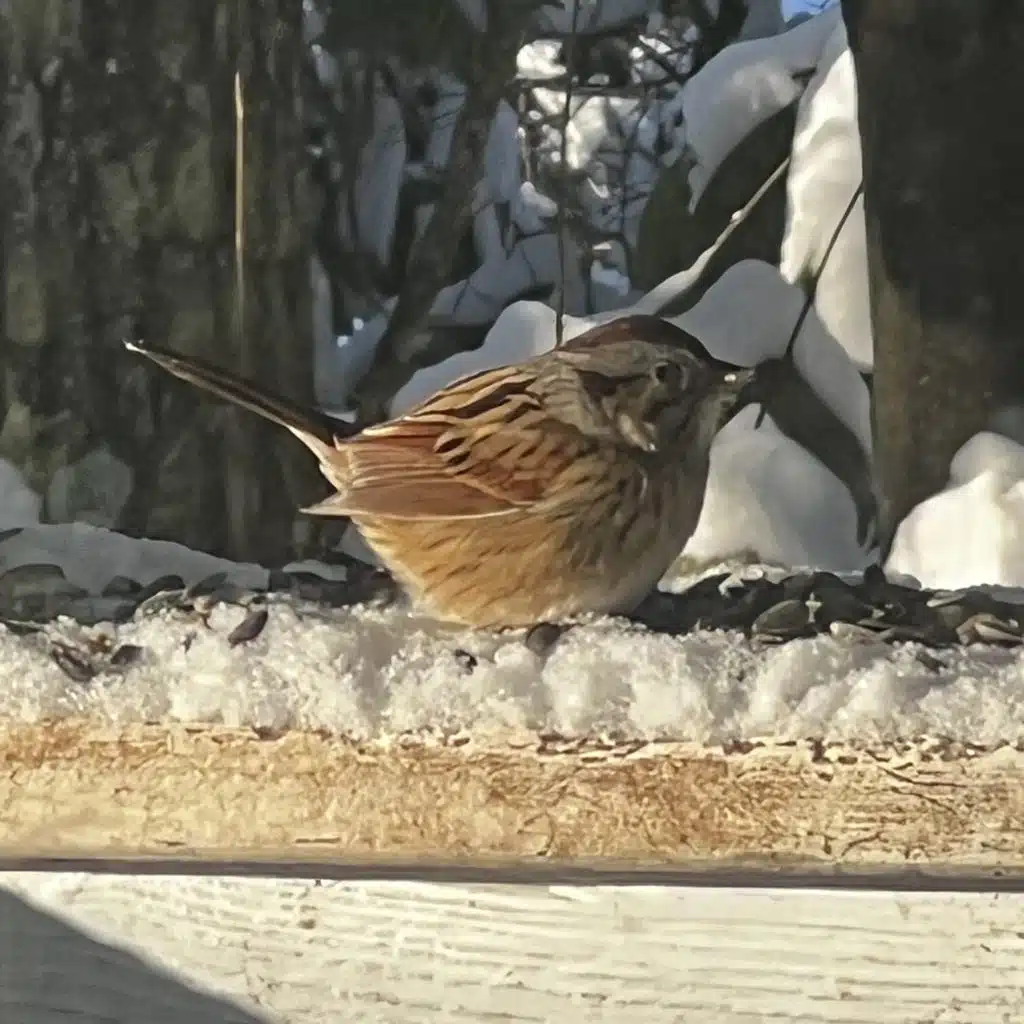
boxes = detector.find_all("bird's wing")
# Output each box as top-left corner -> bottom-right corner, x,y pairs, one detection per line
304,365 -> 592,520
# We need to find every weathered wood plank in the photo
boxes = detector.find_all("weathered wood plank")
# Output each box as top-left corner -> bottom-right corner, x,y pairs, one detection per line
1,720 -> 1022,868
3,874 -> 1023,1023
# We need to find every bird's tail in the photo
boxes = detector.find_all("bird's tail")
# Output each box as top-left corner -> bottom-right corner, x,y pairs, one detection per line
124,339 -> 351,461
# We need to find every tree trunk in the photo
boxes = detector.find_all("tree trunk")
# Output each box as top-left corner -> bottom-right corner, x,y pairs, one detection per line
841,0 -> 1024,552
0,0 -> 321,565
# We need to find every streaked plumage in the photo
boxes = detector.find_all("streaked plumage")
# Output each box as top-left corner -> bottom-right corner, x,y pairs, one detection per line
125,315 -> 754,628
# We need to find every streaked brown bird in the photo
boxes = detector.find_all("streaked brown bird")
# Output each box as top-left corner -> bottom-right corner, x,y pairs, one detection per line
125,315 -> 755,629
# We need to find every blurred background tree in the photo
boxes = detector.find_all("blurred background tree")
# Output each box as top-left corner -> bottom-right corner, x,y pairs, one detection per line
0,0 -> 318,564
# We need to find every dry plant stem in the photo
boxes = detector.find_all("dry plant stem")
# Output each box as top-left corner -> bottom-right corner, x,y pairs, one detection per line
752,179 -> 865,432
234,71 -> 245,339
554,0 -> 582,347
226,68 -> 250,553
638,157 -> 790,316
780,181 -> 864,364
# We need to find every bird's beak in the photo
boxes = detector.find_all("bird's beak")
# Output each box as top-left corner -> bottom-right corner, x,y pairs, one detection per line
719,364 -> 757,395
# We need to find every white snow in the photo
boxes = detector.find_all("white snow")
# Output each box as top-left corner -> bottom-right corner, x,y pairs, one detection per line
390,301 -> 564,415
666,5 -> 841,205
0,460 -> 41,528
669,259 -> 871,453
681,406 -> 866,573
348,81 -> 407,268
46,448 -> 133,529
778,18 -> 871,370
887,432 -> 1024,591
2,581 -> 1024,745
517,41 -> 566,82
0,522 -> 268,596
484,101 -> 523,206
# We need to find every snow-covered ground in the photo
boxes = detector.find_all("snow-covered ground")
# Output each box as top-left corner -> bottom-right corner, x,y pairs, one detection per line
3,581 -> 1024,746
3,4 -> 1024,746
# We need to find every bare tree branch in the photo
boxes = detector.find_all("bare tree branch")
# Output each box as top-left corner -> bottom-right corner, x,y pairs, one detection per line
637,157 -> 790,316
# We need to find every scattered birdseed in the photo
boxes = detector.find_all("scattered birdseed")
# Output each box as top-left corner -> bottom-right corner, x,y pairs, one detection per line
227,607 -> 269,646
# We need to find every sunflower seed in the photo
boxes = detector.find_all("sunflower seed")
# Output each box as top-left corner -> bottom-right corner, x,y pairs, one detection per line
752,599 -> 813,640
525,622 -> 565,656
185,571 -> 230,599
453,648 -> 478,672
51,646 -> 96,683
135,574 -> 187,603
227,607 -> 269,646
109,643 -> 145,667
102,575 -> 143,598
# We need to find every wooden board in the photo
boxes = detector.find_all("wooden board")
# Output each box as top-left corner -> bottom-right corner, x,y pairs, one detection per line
4,872 -> 1024,1023
2,719 -> 1023,871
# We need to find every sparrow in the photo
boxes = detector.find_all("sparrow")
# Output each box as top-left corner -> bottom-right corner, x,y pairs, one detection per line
125,314 -> 755,629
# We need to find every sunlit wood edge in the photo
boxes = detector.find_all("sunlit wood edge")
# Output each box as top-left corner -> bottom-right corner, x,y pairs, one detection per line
2,718 -> 1021,874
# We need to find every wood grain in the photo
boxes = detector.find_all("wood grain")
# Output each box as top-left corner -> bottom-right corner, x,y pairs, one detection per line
4,873 -> 1024,1023
2,719 -> 1023,868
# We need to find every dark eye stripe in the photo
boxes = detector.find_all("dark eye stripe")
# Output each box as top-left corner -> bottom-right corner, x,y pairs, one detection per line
578,369 -> 648,401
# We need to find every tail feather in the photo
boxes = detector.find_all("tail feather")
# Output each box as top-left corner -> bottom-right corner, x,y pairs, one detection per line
124,339 -> 352,460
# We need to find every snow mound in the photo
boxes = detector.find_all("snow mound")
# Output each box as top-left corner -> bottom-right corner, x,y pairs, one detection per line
888,433 -> 1024,590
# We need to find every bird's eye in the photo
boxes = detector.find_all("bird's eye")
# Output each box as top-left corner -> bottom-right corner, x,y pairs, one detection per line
652,360 -> 684,389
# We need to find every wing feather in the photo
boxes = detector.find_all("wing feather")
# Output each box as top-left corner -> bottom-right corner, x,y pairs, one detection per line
306,365 -> 588,521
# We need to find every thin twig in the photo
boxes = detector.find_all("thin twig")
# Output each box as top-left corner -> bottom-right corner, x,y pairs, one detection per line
631,36 -> 693,89
753,179 -> 864,430
233,71 -> 245,349
636,156 -> 790,315
555,0 -> 582,347
779,181 -> 864,363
